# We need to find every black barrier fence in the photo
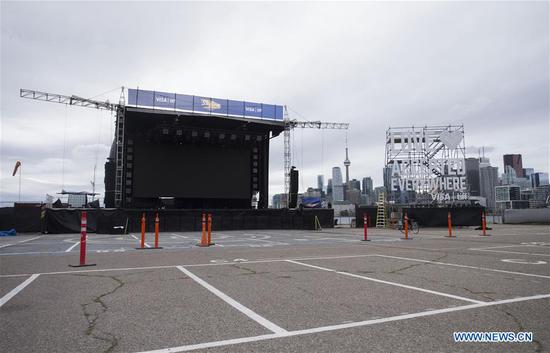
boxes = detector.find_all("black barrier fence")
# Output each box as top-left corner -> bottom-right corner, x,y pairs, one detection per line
0,207 -> 43,233
355,206 -> 378,227
13,208 -> 335,234
355,206 -> 485,227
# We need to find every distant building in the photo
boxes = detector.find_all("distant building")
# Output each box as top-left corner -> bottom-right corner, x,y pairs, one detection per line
332,167 -> 344,202
272,193 -> 287,208
479,165 -> 499,212
502,165 -> 517,185
303,187 -> 322,198
382,166 -> 393,201
362,177 -> 373,195
327,178 -> 333,199
348,179 -> 361,191
317,175 -> 324,192
523,168 -> 534,182
479,157 -> 491,168
532,185 -> 550,208
345,188 -> 362,205
496,185 -> 520,202
465,158 -> 481,196
503,154 -> 523,178
374,186 -> 386,203
495,185 -> 528,210
532,172 -> 549,187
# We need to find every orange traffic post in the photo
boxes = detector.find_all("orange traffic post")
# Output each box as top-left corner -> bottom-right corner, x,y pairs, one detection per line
405,213 -> 409,239
400,212 -> 410,240
141,213 -> 146,248
198,213 -> 209,247
154,213 -> 160,248
207,213 -> 215,245
69,211 -> 96,267
446,211 -> 453,238
362,214 -> 370,241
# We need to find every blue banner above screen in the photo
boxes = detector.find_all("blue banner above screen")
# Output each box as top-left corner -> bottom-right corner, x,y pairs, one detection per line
127,88 -> 283,121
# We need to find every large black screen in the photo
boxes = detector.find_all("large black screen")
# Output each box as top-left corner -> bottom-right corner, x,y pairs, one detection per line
133,143 -> 251,199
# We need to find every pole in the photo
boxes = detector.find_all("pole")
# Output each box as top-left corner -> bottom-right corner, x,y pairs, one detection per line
18,165 -> 21,202
141,213 -> 145,249
199,213 -> 208,247
79,211 -> 87,265
404,212 -> 409,240
207,213 -> 213,245
481,210 -> 490,236
362,213 -> 370,241
447,211 -> 453,238
69,211 -> 95,267
155,213 -> 159,248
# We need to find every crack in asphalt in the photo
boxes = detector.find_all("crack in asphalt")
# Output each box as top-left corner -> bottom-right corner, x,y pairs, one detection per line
501,307 -> 543,352
460,287 -> 496,301
230,264 -> 270,276
74,274 -> 124,353
388,253 -> 448,274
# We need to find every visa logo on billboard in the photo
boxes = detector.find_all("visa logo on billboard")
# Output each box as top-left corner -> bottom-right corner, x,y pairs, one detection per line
200,98 -> 221,110
245,106 -> 262,113
155,95 -> 175,105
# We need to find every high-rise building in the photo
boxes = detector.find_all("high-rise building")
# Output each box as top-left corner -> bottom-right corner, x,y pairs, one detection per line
345,188 -> 362,205
479,165 -> 499,212
532,172 -> 549,187
479,157 -> 491,168
374,186 -> 386,203
532,185 -> 550,208
383,166 -> 393,201
348,179 -> 361,191
465,158 -> 480,196
344,148 -> 351,183
327,178 -> 333,198
317,175 -> 324,191
523,168 -> 534,180
362,177 -> 373,195
272,193 -> 287,208
503,154 -> 523,178
332,167 -> 344,202
496,185 -> 527,210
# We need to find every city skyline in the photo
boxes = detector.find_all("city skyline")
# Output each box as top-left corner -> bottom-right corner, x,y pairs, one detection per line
296,148 -> 548,194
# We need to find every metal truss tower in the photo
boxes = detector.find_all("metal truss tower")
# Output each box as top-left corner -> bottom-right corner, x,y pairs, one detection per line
283,113 -> 349,206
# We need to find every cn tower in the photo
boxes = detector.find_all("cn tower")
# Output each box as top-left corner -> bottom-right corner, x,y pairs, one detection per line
344,147 -> 351,183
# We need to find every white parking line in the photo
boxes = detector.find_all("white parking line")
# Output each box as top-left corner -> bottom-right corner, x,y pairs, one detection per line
0,236 -> 42,249
135,293 -> 550,353
0,274 -> 40,308
468,245 -> 550,257
130,234 -> 151,248
286,260 -> 483,304
176,266 -> 287,334
375,254 -> 550,279
472,249 -> 550,257
17,236 -> 42,244
65,241 -> 80,252
171,233 -> 189,239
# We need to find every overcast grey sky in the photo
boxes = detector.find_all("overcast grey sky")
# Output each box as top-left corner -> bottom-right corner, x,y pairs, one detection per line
1,1 -> 548,204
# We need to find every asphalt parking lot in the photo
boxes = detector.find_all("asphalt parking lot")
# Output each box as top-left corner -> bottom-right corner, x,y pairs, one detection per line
1,224 -> 549,353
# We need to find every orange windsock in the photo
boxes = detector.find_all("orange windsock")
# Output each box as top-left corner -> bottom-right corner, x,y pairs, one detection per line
12,161 -> 21,176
